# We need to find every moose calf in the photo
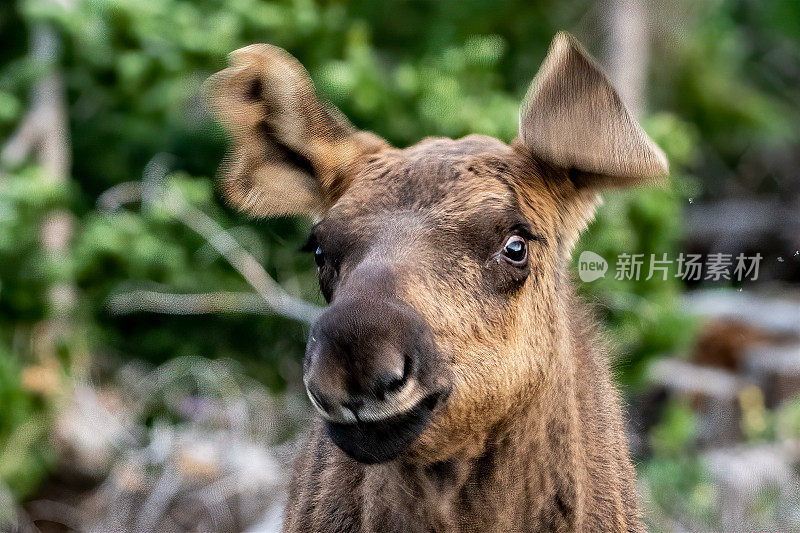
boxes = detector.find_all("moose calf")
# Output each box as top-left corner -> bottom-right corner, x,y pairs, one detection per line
208,32 -> 667,532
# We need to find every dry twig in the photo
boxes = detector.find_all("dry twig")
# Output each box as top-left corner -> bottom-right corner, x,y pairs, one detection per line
100,170 -> 321,324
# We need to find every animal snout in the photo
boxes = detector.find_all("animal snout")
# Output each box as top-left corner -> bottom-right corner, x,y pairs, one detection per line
303,297 -> 436,425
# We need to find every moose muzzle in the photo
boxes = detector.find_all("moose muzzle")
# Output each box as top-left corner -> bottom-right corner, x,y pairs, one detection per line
303,294 -> 447,463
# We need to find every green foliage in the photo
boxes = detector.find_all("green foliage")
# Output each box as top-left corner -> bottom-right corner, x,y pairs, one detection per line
69,175 -> 320,386
0,168 -> 76,322
0,170 -> 64,502
776,395 -> 800,443
650,399 -> 697,458
650,1 -> 800,197
0,348 -> 56,501
642,454 -> 720,531
641,400 -> 719,531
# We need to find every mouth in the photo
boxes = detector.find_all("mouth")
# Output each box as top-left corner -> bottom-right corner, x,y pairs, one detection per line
325,392 -> 443,464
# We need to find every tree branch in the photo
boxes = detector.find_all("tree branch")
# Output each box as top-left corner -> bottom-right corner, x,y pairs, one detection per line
604,0 -> 650,118
1,24 -> 71,181
99,174 -> 322,325
107,291 -> 288,316
163,189 -> 322,324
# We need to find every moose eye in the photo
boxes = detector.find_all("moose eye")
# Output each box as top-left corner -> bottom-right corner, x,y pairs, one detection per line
314,246 -> 325,268
501,235 -> 528,265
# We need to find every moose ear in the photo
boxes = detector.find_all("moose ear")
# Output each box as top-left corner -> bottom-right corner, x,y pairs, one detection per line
205,44 -> 388,217
519,32 -> 668,188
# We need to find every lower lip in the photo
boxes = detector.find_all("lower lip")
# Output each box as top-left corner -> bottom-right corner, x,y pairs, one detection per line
325,393 -> 441,464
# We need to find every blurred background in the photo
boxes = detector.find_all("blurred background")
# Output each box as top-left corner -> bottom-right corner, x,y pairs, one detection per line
1,0 -> 799,531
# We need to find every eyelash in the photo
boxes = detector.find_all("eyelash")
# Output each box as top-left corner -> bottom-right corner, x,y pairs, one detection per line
509,223 -> 540,243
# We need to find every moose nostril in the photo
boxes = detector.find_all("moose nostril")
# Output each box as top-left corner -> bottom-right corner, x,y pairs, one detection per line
384,374 -> 406,394
307,385 -> 333,415
373,368 -> 407,401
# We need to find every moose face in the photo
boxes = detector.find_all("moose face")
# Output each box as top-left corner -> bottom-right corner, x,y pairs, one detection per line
207,32 -> 667,464
302,136 -> 562,463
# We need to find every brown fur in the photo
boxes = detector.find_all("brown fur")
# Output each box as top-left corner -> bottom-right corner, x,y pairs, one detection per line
206,32 -> 668,532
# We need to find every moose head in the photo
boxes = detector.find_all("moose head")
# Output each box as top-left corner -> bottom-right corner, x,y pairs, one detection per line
207,32 -> 667,465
